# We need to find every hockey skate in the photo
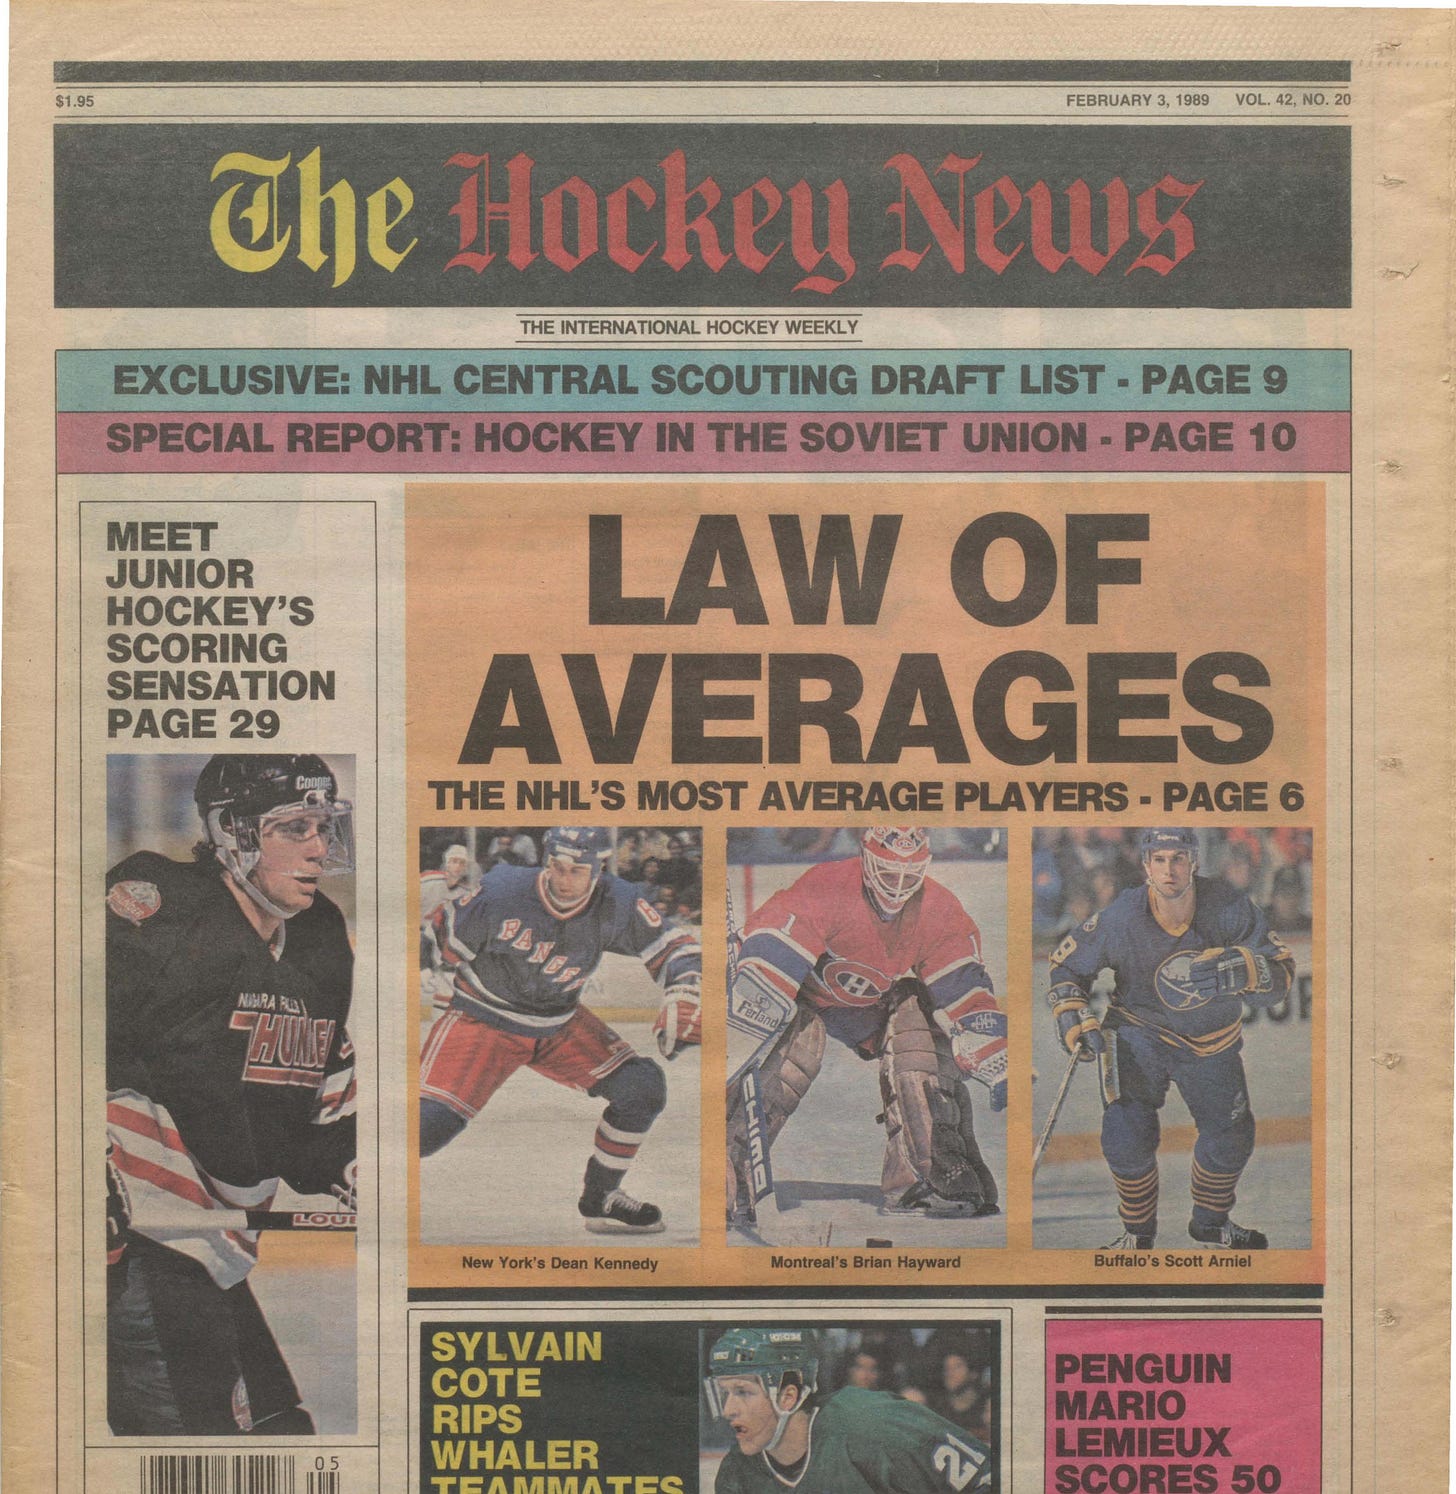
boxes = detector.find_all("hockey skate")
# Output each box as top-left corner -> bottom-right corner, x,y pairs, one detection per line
1188,1217 -> 1268,1250
1104,1228 -> 1156,1250
881,1179 -> 1000,1219
579,1187 -> 666,1235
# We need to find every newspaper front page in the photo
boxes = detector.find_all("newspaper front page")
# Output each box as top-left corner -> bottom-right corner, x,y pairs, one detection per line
4,6 -> 1452,1494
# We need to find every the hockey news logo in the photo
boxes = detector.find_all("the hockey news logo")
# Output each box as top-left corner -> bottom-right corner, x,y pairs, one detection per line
229,990 -> 336,1087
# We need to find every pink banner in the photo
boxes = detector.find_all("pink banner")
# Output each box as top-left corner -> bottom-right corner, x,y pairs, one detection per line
59,411 -> 1350,473
1046,1318 -> 1321,1494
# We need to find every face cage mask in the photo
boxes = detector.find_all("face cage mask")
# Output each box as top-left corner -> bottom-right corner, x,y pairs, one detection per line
705,1372 -> 808,1457
862,849 -> 930,918
208,798 -> 355,919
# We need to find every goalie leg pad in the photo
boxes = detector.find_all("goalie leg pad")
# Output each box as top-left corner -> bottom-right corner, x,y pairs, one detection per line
878,997 -> 988,1208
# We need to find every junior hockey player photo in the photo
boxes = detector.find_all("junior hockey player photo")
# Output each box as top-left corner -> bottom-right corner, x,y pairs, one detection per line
726,828 -> 1007,1248
1032,827 -> 1311,1251
702,1326 -> 997,1494
418,826 -> 702,1245
105,754 -> 359,1435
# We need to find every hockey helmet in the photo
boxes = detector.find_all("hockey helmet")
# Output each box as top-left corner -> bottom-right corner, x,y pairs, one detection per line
705,1328 -> 820,1437
540,826 -> 612,915
1138,827 -> 1198,866
861,826 -> 931,919
195,754 -> 354,915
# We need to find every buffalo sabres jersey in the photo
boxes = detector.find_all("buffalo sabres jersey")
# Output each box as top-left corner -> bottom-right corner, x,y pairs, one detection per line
739,858 -> 996,1033
428,864 -> 700,1037
106,852 -> 355,1287
1049,876 -> 1296,1057
715,1388 -> 995,1494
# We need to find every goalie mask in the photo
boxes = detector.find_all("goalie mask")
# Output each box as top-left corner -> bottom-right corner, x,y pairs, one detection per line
195,754 -> 354,920
705,1328 -> 819,1455
861,826 -> 931,919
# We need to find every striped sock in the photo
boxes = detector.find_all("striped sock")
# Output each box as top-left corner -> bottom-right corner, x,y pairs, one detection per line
582,1122 -> 646,1202
1113,1163 -> 1159,1237
1190,1157 -> 1242,1227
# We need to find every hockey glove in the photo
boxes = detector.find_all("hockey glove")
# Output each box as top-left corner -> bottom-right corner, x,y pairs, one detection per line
1050,982 -> 1105,1060
947,1009 -> 1008,1112
655,974 -> 702,1059
1188,946 -> 1274,1002
330,1159 -> 358,1214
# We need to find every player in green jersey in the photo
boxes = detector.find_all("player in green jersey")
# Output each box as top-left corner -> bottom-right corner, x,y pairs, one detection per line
706,1328 -> 995,1494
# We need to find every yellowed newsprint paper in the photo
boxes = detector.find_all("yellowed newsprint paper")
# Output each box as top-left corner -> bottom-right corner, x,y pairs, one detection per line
3,4 -> 1451,1493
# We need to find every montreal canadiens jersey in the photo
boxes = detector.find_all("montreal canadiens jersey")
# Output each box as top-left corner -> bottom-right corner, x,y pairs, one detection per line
428,864 -> 700,1036
715,1388 -> 995,1494
106,852 -> 355,1287
1048,876 -> 1296,1057
739,859 -> 995,1030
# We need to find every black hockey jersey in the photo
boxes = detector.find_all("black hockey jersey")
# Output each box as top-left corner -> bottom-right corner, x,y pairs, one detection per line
106,852 -> 355,1286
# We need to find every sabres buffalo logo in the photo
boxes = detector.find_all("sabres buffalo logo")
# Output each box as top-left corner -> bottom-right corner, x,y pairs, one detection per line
1154,950 -> 1215,1012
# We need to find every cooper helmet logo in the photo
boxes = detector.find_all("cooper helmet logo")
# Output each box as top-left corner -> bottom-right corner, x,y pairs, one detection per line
1154,950 -> 1215,1011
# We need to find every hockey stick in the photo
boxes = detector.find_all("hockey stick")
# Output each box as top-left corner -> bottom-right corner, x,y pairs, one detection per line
141,1210 -> 357,1233
727,881 -> 774,1221
1031,1049 -> 1083,1175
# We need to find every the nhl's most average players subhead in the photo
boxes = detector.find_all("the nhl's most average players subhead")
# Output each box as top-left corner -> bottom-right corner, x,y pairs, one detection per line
1047,826 -> 1298,1250
726,827 -> 1008,1221
706,1328 -> 996,1494
418,826 -> 702,1234
106,754 -> 357,1435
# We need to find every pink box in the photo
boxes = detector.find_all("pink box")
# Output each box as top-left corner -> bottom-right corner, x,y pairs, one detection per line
1046,1319 -> 1321,1494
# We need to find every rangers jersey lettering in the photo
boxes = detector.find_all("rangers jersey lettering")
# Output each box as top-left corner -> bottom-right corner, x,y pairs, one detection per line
106,852 -> 355,1286
427,864 -> 700,1036
737,859 -> 995,1045
1049,876 -> 1296,1056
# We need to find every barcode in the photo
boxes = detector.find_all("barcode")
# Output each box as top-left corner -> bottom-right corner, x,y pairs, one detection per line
140,1455 -> 295,1494
306,1474 -> 340,1494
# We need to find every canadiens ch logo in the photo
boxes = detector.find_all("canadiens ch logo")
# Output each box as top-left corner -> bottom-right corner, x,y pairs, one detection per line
819,957 -> 891,1007
1154,950 -> 1214,1012
107,880 -> 161,924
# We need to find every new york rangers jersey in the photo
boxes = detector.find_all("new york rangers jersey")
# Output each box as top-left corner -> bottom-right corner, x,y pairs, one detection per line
428,864 -> 700,1037
1049,876 -> 1296,1057
737,859 -> 996,1045
106,852 -> 356,1287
